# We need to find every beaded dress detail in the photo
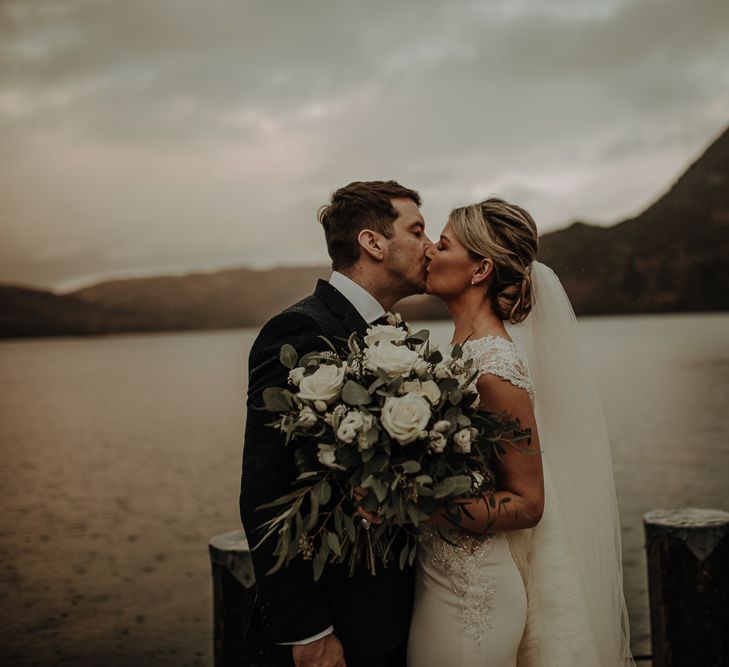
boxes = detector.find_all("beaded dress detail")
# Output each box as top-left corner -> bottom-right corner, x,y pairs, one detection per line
407,336 -> 533,667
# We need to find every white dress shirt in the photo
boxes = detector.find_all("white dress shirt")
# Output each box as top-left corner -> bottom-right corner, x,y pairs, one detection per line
328,270 -> 386,324
279,271 -> 385,647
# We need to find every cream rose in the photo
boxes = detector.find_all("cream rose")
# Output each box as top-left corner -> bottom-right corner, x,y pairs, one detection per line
316,443 -> 346,471
297,364 -> 346,404
364,324 -> 408,347
381,394 -> 431,445
453,428 -> 472,453
364,341 -> 418,376
402,379 -> 441,405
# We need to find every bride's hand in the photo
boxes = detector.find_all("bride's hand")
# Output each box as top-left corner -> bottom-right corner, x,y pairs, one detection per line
353,486 -> 383,525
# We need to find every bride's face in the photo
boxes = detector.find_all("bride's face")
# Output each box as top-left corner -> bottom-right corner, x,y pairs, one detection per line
425,222 -> 481,298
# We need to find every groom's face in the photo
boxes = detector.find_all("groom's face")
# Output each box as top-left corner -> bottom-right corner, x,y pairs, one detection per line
383,198 -> 431,294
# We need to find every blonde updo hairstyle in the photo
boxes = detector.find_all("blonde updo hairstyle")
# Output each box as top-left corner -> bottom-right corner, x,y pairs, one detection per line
448,197 -> 539,324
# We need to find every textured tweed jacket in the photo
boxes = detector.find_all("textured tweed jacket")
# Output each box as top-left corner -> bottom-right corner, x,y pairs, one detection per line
239,279 -> 415,657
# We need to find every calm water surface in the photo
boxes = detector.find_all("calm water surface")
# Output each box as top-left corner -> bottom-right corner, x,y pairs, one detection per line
1,313 -> 727,665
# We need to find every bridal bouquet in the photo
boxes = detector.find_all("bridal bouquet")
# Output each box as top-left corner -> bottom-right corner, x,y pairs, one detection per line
254,316 -> 528,579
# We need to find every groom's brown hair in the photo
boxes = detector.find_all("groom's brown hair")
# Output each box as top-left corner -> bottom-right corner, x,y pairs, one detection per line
318,180 -> 421,270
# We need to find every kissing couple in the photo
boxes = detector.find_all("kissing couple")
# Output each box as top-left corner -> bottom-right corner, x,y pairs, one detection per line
240,181 -> 634,667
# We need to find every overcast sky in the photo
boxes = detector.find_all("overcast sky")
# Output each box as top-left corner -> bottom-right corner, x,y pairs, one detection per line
1,0 -> 728,291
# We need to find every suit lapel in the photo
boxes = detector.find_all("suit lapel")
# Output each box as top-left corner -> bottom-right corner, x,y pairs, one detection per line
314,279 -> 370,336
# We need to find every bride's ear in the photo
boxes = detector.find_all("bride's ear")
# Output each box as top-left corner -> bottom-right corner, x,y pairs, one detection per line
472,258 -> 493,285
358,229 -> 385,262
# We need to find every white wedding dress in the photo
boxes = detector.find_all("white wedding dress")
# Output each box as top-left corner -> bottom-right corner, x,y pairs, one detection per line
407,336 -> 532,667
407,263 -> 634,667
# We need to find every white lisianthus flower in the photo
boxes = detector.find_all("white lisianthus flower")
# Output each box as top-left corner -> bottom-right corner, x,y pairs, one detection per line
402,379 -> 441,405
316,443 -> 347,471
434,353 -> 454,380
412,358 -> 430,377
356,413 -> 377,451
364,324 -> 408,347
428,430 -> 447,454
381,394 -> 431,445
288,367 -> 305,386
386,312 -> 404,326
336,411 -> 364,444
364,341 -> 419,376
297,364 -> 346,404
299,406 -> 318,428
453,428 -> 472,453
433,419 -> 451,433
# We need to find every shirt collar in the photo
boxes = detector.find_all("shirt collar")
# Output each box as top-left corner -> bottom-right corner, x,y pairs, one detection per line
328,271 -> 386,324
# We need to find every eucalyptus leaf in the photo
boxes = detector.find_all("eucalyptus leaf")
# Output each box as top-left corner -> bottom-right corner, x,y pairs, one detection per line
279,344 -> 298,369
317,480 -> 332,506
427,350 -> 443,364
262,387 -> 291,413
399,543 -> 409,570
326,532 -> 342,556
342,380 -> 372,406
400,460 -> 421,474
406,329 -> 430,344
313,545 -> 327,581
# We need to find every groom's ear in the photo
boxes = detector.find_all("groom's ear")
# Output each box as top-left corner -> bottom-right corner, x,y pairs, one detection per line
357,229 -> 385,262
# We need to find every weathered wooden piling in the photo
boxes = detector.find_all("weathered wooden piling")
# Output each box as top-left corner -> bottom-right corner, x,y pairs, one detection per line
644,508 -> 729,667
208,530 -> 268,667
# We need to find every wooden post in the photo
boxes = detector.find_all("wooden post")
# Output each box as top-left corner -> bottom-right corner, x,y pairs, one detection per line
209,530 -> 269,667
644,508 -> 729,667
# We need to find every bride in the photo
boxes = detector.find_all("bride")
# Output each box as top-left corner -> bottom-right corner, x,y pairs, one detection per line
406,198 -> 634,666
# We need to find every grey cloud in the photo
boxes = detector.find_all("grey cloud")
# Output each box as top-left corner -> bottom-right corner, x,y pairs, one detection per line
0,0 -> 727,288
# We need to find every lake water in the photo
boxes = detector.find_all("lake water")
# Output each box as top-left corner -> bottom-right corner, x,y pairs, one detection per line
1,313 -> 728,666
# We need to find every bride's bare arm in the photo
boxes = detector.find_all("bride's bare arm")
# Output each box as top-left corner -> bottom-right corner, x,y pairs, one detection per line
429,373 -> 544,533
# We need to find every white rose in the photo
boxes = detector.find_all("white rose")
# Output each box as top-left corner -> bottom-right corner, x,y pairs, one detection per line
288,367 -> 305,386
364,341 -> 418,376
336,411 -> 364,443
428,430 -> 447,454
402,379 -> 441,405
453,428 -> 472,453
297,364 -> 346,404
364,324 -> 408,347
299,406 -> 317,428
381,394 -> 431,445
433,419 -> 451,433
316,443 -> 347,470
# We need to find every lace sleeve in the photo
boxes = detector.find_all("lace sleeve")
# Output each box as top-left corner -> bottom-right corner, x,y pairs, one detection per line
462,336 -> 535,403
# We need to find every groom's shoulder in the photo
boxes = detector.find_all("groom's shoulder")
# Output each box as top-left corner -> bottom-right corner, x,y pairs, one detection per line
251,291 -> 327,352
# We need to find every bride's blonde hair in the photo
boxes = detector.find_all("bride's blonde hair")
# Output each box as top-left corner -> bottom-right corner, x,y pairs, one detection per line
448,197 -> 539,323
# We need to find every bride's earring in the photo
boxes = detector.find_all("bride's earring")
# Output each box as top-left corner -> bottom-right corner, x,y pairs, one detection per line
471,277 -> 476,285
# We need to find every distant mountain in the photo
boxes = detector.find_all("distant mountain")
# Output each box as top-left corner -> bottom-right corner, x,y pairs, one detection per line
539,125 -> 729,314
1,125 -> 727,338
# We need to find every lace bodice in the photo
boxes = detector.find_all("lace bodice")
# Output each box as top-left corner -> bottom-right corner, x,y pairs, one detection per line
462,336 -> 535,403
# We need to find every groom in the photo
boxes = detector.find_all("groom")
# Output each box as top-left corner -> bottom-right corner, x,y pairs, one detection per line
240,181 -> 432,667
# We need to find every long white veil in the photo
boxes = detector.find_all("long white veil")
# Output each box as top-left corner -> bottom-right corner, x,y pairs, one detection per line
506,261 -> 634,666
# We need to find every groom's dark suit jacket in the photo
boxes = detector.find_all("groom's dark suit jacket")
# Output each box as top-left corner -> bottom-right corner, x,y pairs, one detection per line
240,279 -> 415,658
